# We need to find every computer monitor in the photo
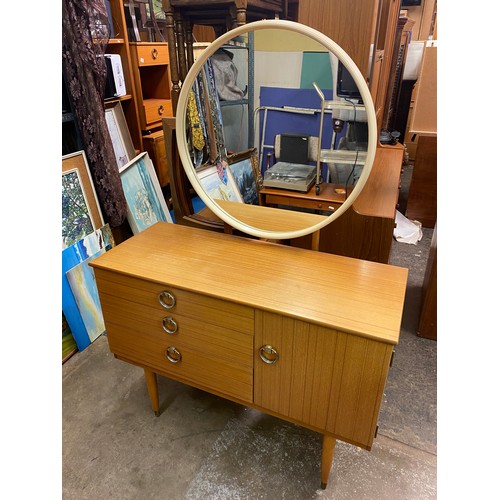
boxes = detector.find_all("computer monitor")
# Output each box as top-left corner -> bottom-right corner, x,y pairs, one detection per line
336,61 -> 362,101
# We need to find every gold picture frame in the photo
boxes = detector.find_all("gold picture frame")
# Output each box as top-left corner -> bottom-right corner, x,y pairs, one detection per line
62,151 -> 104,248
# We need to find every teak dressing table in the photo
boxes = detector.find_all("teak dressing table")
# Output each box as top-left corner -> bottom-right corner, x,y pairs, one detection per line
90,222 -> 407,489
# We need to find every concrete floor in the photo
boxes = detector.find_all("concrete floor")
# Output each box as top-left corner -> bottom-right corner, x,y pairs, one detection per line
62,166 -> 437,499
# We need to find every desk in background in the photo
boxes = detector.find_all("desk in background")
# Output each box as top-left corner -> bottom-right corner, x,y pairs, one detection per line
260,144 -> 404,264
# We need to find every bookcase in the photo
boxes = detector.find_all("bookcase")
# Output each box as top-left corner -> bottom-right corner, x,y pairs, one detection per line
104,1 -> 143,151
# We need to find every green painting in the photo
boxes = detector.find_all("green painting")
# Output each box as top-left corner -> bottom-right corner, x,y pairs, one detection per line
62,170 -> 95,248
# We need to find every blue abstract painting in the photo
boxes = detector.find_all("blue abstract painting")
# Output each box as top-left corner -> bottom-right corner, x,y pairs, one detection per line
62,224 -> 114,351
66,248 -> 106,343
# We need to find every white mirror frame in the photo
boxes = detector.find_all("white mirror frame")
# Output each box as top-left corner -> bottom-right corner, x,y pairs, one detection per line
176,19 -> 377,240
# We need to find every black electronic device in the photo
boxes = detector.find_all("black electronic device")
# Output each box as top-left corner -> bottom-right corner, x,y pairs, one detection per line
264,133 -> 315,192
277,133 -> 310,164
337,61 -> 362,101
104,56 -> 117,99
401,0 -> 421,6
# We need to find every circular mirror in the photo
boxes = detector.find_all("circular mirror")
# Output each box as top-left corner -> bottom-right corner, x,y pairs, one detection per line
176,19 -> 377,240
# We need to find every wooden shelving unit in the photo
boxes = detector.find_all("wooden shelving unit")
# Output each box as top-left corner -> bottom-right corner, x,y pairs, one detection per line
104,1 -> 175,189
105,0 -> 143,151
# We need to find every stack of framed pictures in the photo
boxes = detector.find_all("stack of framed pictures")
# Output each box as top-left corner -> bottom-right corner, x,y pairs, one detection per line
62,148 -> 174,353
62,151 -> 113,353
195,148 -> 262,207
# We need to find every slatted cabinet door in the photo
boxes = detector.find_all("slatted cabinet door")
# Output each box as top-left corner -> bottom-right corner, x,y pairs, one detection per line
254,310 -> 394,449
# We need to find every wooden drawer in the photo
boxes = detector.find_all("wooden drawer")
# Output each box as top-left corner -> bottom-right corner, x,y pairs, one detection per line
265,193 -> 339,212
132,43 -> 169,66
94,269 -> 254,335
99,293 -> 253,402
143,98 -> 173,126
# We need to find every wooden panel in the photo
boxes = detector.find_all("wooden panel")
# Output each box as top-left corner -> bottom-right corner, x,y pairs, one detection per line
405,135 -> 437,227
326,333 -> 393,448
90,223 -> 408,344
298,0 -> 377,77
418,224 -> 437,339
353,145 -> 403,218
254,311 -> 394,448
408,43 -> 437,135
372,0 -> 402,132
254,312 -> 337,430
192,25 -> 216,42
369,49 -> 383,101
143,130 -> 170,187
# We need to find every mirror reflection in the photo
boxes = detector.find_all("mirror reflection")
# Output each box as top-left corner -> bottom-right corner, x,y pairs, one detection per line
180,24 -> 373,236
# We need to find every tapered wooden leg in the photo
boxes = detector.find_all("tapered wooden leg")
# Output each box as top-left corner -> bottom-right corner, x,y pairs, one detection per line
143,368 -> 160,416
321,434 -> 336,489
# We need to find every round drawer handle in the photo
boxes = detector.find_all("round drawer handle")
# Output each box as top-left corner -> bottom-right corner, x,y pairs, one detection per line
259,345 -> 279,365
151,48 -> 159,59
158,291 -> 175,309
158,105 -> 165,115
165,346 -> 182,363
162,316 -> 178,335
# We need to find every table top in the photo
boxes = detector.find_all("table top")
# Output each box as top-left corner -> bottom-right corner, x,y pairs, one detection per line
91,222 -> 407,344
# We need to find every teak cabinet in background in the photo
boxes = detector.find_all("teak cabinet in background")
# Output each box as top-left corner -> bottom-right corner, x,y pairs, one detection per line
129,42 -> 174,132
90,223 -> 407,489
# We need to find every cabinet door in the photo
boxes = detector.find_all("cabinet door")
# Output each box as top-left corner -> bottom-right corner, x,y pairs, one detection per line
254,311 -> 393,449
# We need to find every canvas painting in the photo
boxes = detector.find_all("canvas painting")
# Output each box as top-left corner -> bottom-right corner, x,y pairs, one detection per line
119,152 -> 173,233
66,247 -> 107,344
62,169 -> 95,247
227,155 -> 259,205
197,164 -> 243,204
62,151 -> 104,249
62,224 -> 115,351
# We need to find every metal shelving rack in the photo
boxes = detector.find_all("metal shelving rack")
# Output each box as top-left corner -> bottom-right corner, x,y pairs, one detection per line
312,83 -> 367,194
218,32 -> 254,150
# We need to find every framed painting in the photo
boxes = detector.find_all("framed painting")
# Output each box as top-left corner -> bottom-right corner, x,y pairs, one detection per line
119,152 -> 173,234
197,161 -> 244,204
227,148 -> 262,205
105,101 -> 136,168
62,151 -> 104,249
